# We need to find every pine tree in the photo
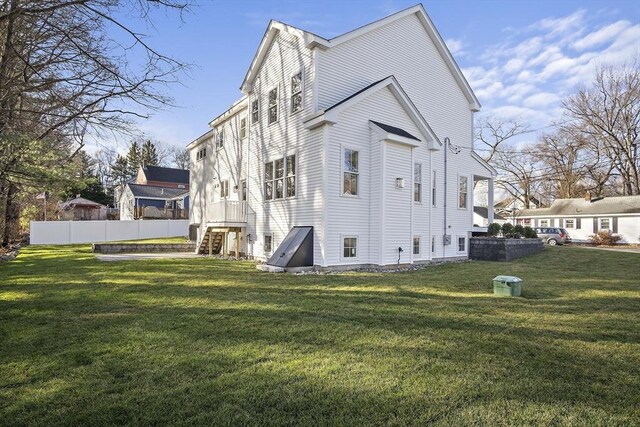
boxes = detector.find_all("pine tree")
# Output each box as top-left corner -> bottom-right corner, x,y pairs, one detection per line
111,155 -> 130,185
140,140 -> 159,167
125,141 -> 141,177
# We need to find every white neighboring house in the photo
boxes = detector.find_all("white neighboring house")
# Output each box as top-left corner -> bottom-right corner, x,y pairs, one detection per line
513,193 -> 640,244
473,206 -> 506,227
188,4 -> 496,268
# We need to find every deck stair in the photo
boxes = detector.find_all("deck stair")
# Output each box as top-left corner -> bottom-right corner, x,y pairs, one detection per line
197,228 -> 224,255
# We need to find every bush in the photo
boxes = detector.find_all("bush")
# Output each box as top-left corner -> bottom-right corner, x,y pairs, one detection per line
513,224 -> 525,238
589,230 -> 622,246
487,223 -> 501,237
501,223 -> 514,237
523,226 -> 537,238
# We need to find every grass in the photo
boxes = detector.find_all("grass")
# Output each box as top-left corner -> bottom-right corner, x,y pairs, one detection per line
104,236 -> 190,244
0,245 -> 638,426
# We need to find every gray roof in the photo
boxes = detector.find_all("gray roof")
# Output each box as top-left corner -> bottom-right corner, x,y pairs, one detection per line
128,184 -> 188,199
518,195 -> 640,217
370,120 -> 420,141
60,197 -> 104,209
142,165 -> 189,184
474,206 -> 505,220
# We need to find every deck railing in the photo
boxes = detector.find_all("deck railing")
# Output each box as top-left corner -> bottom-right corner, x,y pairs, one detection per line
208,200 -> 246,223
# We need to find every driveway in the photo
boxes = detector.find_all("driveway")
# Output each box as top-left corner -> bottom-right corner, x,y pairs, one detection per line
96,252 -> 201,262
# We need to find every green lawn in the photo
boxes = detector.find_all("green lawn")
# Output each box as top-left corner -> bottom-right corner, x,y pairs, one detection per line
1,245 -> 639,426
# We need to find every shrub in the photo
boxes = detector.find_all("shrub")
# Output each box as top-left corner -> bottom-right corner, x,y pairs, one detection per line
501,223 -> 514,238
589,230 -> 622,246
523,226 -> 537,238
513,224 -> 525,238
487,223 -> 501,237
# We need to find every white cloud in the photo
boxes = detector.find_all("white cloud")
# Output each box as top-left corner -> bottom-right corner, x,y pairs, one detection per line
533,9 -> 586,37
504,58 -> 525,74
572,20 -> 632,50
446,38 -> 465,56
522,92 -> 560,109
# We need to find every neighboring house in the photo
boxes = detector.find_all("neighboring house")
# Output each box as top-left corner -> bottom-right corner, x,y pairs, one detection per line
474,206 -> 506,227
494,195 -> 542,218
188,4 -> 496,267
59,196 -> 107,220
513,193 -> 640,244
117,165 -> 190,220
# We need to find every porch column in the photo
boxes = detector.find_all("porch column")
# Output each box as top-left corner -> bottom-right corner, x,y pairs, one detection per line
487,178 -> 495,224
208,231 -> 213,256
223,232 -> 228,257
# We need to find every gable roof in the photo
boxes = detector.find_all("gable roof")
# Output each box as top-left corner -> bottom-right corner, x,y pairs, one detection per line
60,197 -> 104,210
142,165 -> 189,185
303,75 -> 440,149
241,4 -> 480,111
518,195 -> 640,217
128,184 -> 188,199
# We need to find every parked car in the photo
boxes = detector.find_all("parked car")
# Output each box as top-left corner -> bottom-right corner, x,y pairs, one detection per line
534,227 -> 571,245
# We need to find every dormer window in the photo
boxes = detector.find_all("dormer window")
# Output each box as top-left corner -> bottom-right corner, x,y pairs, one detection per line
290,72 -> 303,114
268,88 -> 278,124
216,129 -> 224,149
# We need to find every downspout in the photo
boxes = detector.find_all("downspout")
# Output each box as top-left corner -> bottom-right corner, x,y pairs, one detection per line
428,146 -> 432,261
443,137 -> 449,257
409,146 -> 414,264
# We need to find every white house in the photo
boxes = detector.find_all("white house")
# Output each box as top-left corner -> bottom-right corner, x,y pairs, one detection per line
513,193 -> 640,244
188,4 -> 496,268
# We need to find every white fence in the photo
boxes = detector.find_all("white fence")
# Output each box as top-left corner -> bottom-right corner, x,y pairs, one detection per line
29,220 -> 189,245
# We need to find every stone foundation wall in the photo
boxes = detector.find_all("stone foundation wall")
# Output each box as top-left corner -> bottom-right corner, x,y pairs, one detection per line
92,243 -> 196,254
469,238 -> 544,262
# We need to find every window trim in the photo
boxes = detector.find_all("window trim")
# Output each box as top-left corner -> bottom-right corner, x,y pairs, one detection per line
215,128 -> 224,150
264,233 -> 273,254
264,152 -> 297,202
341,235 -> 359,261
290,70 -> 304,115
457,236 -> 466,253
251,99 -> 260,125
341,145 -> 359,198
564,218 -> 575,229
220,179 -> 229,199
413,236 -> 421,256
268,86 -> 279,126
599,217 -> 612,231
239,117 -> 247,139
539,219 -> 549,227
458,174 -> 468,210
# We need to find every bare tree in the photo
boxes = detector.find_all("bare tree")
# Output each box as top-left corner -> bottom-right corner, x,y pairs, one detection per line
475,116 -> 531,163
169,145 -> 190,169
563,63 -> 640,195
0,0 -> 192,245
492,145 -> 544,209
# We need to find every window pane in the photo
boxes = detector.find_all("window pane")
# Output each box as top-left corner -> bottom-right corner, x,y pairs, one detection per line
413,237 -> 420,255
269,88 -> 277,106
265,162 -> 273,181
291,72 -> 302,94
286,155 -> 295,176
252,100 -> 259,123
344,149 -> 358,172
275,179 -> 284,199
275,159 -> 284,179
265,182 -> 273,199
286,176 -> 295,197
343,237 -> 357,258
343,172 -> 358,196
458,237 -> 465,252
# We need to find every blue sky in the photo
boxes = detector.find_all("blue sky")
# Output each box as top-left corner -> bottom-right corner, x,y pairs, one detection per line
94,0 -> 640,153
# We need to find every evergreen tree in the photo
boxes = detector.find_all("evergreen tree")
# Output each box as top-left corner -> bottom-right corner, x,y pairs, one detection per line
125,141 -> 141,177
140,140 -> 159,167
111,155 -> 130,185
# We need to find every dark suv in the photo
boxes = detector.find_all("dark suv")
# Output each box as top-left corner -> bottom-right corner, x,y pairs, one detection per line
534,227 -> 571,245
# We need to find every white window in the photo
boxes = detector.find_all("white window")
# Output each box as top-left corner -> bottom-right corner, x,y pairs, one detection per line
268,87 -> 278,124
216,129 -> 224,149
565,219 -> 575,229
458,175 -> 468,209
599,218 -> 611,231
220,180 -> 229,198
343,148 -> 359,196
240,117 -> 247,139
343,237 -> 357,258
414,163 -> 422,203
196,147 -> 206,161
458,237 -> 466,252
264,234 -> 272,253
290,72 -> 303,114
540,219 -> 549,227
251,99 -> 259,124
413,237 -> 420,255
264,155 -> 296,201
432,171 -> 436,206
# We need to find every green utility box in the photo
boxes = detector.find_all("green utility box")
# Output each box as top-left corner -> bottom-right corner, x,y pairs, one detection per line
493,275 -> 523,297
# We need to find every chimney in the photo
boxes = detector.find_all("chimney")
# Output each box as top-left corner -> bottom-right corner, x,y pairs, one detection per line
584,191 -> 591,203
